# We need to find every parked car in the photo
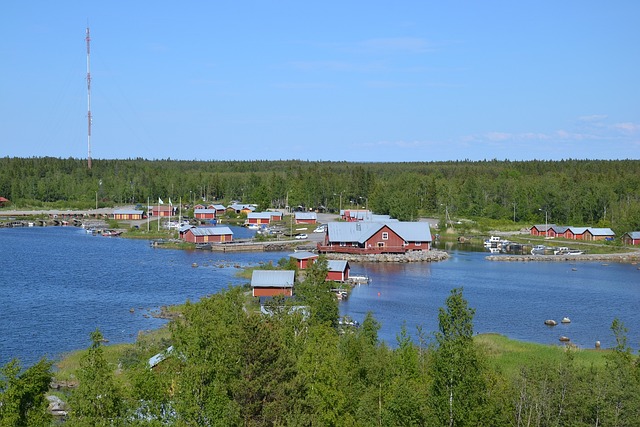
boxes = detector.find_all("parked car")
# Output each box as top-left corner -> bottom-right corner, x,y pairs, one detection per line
295,233 -> 308,240
313,225 -> 326,233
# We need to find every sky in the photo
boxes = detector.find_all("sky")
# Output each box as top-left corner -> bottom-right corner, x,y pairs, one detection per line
2,1 -> 639,162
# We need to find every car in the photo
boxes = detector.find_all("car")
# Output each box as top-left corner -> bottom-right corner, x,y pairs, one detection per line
313,225 -> 326,233
295,233 -> 308,240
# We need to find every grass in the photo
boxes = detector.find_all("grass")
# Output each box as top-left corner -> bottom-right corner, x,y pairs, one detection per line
475,333 -> 611,378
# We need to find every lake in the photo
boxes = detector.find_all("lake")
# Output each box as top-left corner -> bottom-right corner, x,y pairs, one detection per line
1,226 -> 639,367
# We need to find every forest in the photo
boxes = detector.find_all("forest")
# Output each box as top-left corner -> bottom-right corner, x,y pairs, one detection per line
1,157 -> 640,233
1,258 -> 639,426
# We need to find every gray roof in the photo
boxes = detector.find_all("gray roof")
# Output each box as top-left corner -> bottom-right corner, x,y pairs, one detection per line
550,225 -> 569,233
179,224 -> 195,233
248,212 -> 273,219
587,227 -> 615,236
211,204 -> 226,210
295,212 -> 317,220
327,221 -> 432,243
288,251 -> 319,260
327,260 -> 349,272
625,231 -> 640,239
251,270 -> 295,288
188,226 -> 233,236
532,224 -> 556,231
194,208 -> 217,214
568,227 -> 589,234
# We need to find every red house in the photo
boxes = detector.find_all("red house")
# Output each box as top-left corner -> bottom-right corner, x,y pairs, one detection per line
566,227 -> 588,240
584,228 -> 615,241
288,251 -> 319,269
251,270 -> 295,297
182,226 -> 233,244
326,260 -> 350,282
319,221 -> 432,254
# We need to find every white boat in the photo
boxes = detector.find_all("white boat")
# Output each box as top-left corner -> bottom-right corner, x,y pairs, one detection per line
483,236 -> 502,248
531,244 -> 546,255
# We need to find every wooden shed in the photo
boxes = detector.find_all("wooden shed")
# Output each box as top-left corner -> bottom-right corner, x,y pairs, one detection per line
288,251 -> 319,269
251,270 -> 295,297
326,260 -> 350,282
622,231 -> 640,245
182,226 -> 233,244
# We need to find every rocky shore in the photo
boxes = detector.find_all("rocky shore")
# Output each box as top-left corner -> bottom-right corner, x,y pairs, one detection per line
324,249 -> 450,263
487,252 -> 640,263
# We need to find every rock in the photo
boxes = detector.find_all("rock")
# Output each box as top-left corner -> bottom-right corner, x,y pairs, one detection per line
559,336 -> 570,342
544,319 -> 558,326
46,395 -> 68,416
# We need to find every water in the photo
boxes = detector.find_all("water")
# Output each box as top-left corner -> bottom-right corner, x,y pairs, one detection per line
1,227 -> 639,367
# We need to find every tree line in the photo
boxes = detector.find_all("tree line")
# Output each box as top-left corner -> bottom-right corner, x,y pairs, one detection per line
1,259 -> 639,425
1,157 -> 640,231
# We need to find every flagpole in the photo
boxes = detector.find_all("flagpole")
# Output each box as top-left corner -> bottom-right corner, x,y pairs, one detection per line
147,196 -> 150,232
157,198 -> 160,231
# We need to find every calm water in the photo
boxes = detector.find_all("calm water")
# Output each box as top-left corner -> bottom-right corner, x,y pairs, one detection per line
1,227 -> 639,367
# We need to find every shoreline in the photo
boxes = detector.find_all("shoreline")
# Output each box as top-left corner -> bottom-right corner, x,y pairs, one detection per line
487,252 -> 640,263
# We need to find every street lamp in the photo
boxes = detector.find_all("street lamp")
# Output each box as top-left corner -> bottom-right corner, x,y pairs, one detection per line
539,208 -> 548,237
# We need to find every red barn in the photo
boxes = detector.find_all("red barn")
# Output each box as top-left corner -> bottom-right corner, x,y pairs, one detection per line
151,205 -> 172,217
529,224 -> 555,237
247,212 -> 273,225
294,212 -> 317,224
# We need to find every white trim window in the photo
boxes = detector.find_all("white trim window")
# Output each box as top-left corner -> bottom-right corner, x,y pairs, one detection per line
382,232 -> 389,240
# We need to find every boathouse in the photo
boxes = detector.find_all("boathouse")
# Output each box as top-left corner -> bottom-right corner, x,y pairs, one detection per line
151,205 -> 173,217
288,251 -> 319,269
622,231 -> 640,245
566,227 -> 589,240
251,270 -> 295,297
583,227 -> 615,241
247,212 -> 273,225
294,212 -> 317,224
112,209 -> 144,220
319,221 -> 432,254
327,260 -> 350,282
529,224 -> 556,237
182,226 -> 233,244
194,208 -> 216,220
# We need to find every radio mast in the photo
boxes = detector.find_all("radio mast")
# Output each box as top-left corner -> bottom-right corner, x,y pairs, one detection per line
86,27 -> 92,169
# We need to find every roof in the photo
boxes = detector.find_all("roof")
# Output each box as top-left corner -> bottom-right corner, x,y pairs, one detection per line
327,260 -> 349,272
194,208 -> 217,213
625,231 -> 640,239
531,224 -> 556,231
295,212 -> 317,220
587,227 -> 615,236
288,251 -> 319,260
550,225 -> 569,233
248,212 -> 273,219
251,270 -> 295,288
211,204 -> 226,210
568,227 -> 589,234
187,226 -> 233,236
0,197 -> 10,202
229,203 -> 255,212
327,221 -> 432,243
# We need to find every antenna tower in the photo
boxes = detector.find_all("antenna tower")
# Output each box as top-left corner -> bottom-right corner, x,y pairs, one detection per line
86,27 -> 92,169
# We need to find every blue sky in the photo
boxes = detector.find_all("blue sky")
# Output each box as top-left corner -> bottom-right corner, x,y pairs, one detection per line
2,1 -> 639,162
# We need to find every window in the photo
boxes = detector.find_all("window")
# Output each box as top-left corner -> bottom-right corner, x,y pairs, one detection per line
382,232 -> 389,240
415,242 -> 421,246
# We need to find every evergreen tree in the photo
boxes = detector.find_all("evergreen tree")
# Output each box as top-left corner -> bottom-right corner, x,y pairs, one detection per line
0,358 -> 53,427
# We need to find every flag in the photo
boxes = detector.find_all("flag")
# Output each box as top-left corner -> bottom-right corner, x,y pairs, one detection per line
158,198 -> 164,204
169,198 -> 172,206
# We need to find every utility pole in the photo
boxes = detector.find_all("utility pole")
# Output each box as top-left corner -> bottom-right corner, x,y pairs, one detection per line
86,27 -> 92,170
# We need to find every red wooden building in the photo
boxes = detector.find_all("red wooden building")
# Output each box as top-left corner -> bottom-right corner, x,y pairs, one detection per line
326,260 -> 350,282
247,212 -> 273,225
622,231 -> 640,245
194,208 -> 216,220
295,212 -> 317,224
112,209 -> 144,220
151,205 -> 173,217
529,224 -> 555,237
251,270 -> 295,297
288,251 -> 319,269
182,226 -> 233,244
319,221 -> 432,254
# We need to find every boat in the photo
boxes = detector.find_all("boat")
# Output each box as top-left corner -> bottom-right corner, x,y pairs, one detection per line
348,274 -> 370,285
483,236 -> 502,248
102,229 -> 122,237
554,247 -> 584,255
531,244 -> 546,255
